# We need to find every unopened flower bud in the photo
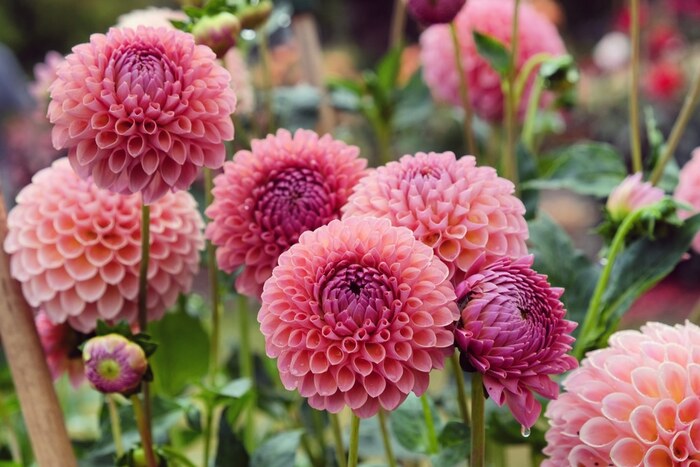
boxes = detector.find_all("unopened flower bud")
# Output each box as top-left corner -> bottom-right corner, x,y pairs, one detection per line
606,173 -> 664,222
83,334 -> 148,395
407,0 -> 466,25
192,12 -> 241,58
238,1 -> 273,30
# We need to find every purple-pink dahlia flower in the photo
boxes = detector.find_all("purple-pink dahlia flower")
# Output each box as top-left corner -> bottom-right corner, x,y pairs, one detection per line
454,255 -> 577,429
419,0 -> 566,122
544,321 -> 700,467
407,0 -> 466,26
3,158 -> 204,333
35,311 -> 89,387
83,333 -> 148,395
206,129 -> 367,298
607,173 -> 665,222
258,216 -> 458,418
48,26 -> 236,204
675,148 -> 700,253
343,151 -> 528,285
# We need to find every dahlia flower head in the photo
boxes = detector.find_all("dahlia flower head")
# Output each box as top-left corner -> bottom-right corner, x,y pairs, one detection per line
206,129 -> 367,298
258,217 -> 459,418
419,0 -> 566,122
607,173 -> 665,222
454,255 -> 577,429
543,321 -> 700,467
29,51 -> 64,105
36,311 -> 89,387
675,148 -> 700,254
48,26 -> 236,204
343,151 -> 528,285
83,333 -> 148,395
3,158 -> 204,333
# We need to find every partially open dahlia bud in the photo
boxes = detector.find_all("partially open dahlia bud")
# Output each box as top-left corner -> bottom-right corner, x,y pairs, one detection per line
407,0 -> 466,26
83,334 -> 148,395
192,12 -> 242,58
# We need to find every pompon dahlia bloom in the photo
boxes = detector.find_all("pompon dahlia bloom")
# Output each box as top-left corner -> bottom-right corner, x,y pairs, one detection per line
36,311 -> 90,387
675,148 -> 700,253
83,334 -> 148,395
454,256 -> 577,429
543,321 -> 700,466
48,26 -> 236,204
607,173 -> 665,222
343,151 -> 528,284
258,217 -> 458,418
419,0 -> 566,122
206,129 -> 367,298
3,158 -> 204,333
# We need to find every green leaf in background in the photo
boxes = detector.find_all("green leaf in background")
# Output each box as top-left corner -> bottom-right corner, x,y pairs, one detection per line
472,31 -> 511,77
249,430 -> 303,467
149,308 -> 210,397
215,408 -> 249,467
517,143 -> 540,219
528,214 -> 599,336
524,142 -> 627,197
431,421 -> 470,467
390,394 -> 440,454
539,55 -> 579,93
644,106 -> 680,192
376,47 -> 402,96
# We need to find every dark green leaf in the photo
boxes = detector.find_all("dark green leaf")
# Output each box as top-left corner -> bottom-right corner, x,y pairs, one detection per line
376,47 -> 402,94
249,430 -> 303,467
215,408 -> 249,467
390,394 -> 440,454
644,107 -> 678,192
432,422 -> 470,467
517,143 -> 540,219
472,31 -> 510,77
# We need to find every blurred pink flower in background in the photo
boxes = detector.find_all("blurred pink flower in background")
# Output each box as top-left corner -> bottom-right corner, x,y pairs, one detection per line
674,148 -> 700,253
206,129 -> 366,298
28,51 -> 64,105
644,61 -> 685,101
115,7 -> 187,30
48,26 -> 236,203
343,151 -> 528,285
3,158 -> 204,333
606,173 -> 665,221
223,48 -> 255,116
35,311 -> 88,387
454,256 -> 577,429
258,217 -> 458,418
543,321 -> 700,466
406,0 -> 466,26
419,0 -> 566,122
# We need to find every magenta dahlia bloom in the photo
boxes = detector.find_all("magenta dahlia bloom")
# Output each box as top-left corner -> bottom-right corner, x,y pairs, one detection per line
454,256 -> 577,429
83,334 -> 148,395
3,158 -> 204,333
206,129 -> 367,298
407,0 -> 466,25
35,311 -> 89,387
675,148 -> 700,253
258,217 -> 458,418
419,0 -> 566,122
343,151 -> 528,284
48,26 -> 236,204
607,173 -> 665,222
544,321 -> 700,466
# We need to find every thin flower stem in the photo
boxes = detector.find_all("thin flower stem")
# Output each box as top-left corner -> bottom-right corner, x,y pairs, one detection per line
449,21 -> 478,156
259,30 -> 275,135
389,0 -> 407,50
107,395 -> 124,458
377,409 -> 397,467
330,413 -> 347,467
238,293 -> 256,451
202,401 -> 215,467
629,0 -> 643,174
204,168 -> 221,385
137,202 -> 154,437
310,408 -> 327,464
471,373 -> 486,467
131,394 -> 158,467
420,394 -> 439,454
522,76 -> 545,152
450,353 -> 471,428
650,70 -> 700,185
513,52 -> 552,105
503,0 -> 522,191
347,415 -> 361,467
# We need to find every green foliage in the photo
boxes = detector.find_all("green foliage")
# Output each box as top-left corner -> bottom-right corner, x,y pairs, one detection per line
249,430 -> 303,467
517,143 -> 540,219
539,55 -> 579,93
389,394 -> 440,455
431,421 -> 470,467
215,408 -> 249,466
472,31 -> 511,77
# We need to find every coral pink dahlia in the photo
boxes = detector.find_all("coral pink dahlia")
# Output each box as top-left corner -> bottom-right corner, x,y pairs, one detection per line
343,151 -> 528,284
419,0 -> 566,122
543,321 -> 700,466
454,256 -> 577,429
48,26 -> 236,204
3,158 -> 204,333
607,173 -> 665,222
675,148 -> 700,253
206,129 -> 367,298
258,217 -> 458,418
36,311 -> 90,387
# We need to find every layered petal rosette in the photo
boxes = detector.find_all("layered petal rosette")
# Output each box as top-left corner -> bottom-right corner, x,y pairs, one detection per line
544,321 -> 700,466
454,256 -> 577,429
35,311 -> 90,387
343,151 -> 528,284
48,26 -> 236,203
206,129 -> 367,298
3,158 -> 204,333
258,217 -> 459,418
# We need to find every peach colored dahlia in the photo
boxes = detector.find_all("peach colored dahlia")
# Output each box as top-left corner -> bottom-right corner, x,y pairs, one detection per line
454,256 -> 577,429
419,0 -> 566,122
3,158 -> 204,333
206,129 -> 367,298
343,151 -> 528,284
48,26 -> 236,204
258,217 -> 458,418
607,173 -> 665,222
543,321 -> 700,467
675,148 -> 700,254
35,311 -> 89,387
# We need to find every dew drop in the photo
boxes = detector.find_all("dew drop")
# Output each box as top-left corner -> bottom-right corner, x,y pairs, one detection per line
521,426 -> 531,438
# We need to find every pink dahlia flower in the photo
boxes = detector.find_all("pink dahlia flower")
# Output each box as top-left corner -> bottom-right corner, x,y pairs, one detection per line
543,321 -> 700,466
83,334 -> 148,395
206,129 -> 367,298
29,51 -> 64,105
48,26 -> 236,204
3,158 -> 204,333
419,0 -> 566,122
36,311 -> 89,387
454,256 -> 577,429
675,148 -> 700,253
258,217 -> 458,418
607,173 -> 665,222
343,151 -> 528,284
224,48 -> 255,115
116,7 -> 187,29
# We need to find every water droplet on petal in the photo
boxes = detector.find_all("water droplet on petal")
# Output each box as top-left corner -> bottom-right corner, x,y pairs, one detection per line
521,426 -> 531,438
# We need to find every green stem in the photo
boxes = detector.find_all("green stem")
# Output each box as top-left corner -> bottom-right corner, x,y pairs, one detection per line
137,202 -> 154,439
449,21 -> 478,156
330,413 -> 347,467
470,373 -> 486,467
420,394 -> 439,454
650,70 -> 700,185
377,409 -> 397,467
259,30 -> 275,135
513,52 -> 552,105
204,168 -> 222,386
347,415 -> 361,467
450,353 -> 470,428
131,394 -> 158,467
374,118 -> 393,166
503,0 -> 522,191
389,0 -> 407,50
629,0 -> 643,173
310,409 -> 326,465
107,395 -> 124,458
522,76 -> 545,152
202,401 -> 214,467
238,294 -> 256,451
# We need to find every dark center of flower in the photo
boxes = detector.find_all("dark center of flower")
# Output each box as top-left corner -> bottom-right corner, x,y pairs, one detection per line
113,44 -> 177,98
